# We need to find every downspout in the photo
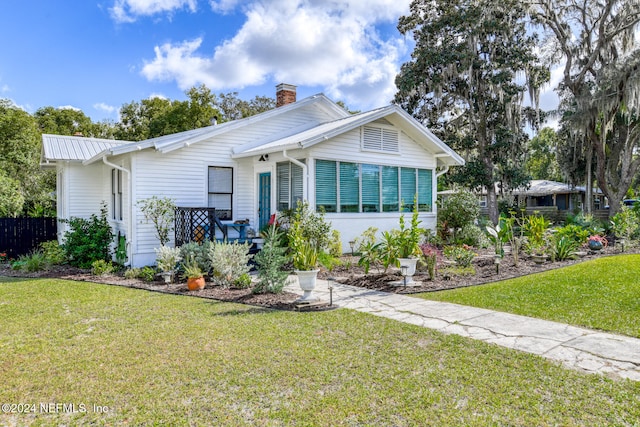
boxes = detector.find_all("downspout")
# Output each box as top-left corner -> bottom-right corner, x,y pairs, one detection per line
435,165 -> 449,178
102,156 -> 132,266
282,149 -> 308,202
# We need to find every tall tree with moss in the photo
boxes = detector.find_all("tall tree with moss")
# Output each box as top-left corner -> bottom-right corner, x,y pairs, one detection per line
526,127 -> 563,181
528,0 -> 640,215
395,0 -> 548,223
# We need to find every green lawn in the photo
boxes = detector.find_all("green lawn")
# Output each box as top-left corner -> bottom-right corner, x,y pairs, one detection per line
419,254 -> 640,338
1,277 -> 639,426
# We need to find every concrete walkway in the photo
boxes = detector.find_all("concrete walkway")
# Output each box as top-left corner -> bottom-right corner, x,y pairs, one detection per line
285,279 -> 640,381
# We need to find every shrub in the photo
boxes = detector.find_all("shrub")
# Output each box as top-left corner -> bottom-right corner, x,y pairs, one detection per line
253,225 -> 290,294
438,190 -> 480,243
209,241 -> 251,288
124,268 -> 140,279
282,201 -> 331,252
234,273 -> 252,289
357,239 -> 382,274
554,224 -> 589,246
550,236 -> 579,261
610,207 -> 639,245
139,266 -> 157,282
420,243 -> 441,281
458,223 -> 490,248
443,245 -> 477,267
155,246 -> 182,273
15,250 -> 48,272
62,202 -> 113,268
91,259 -> 115,276
328,229 -> 343,257
39,240 -> 67,265
354,227 -> 378,254
179,241 -> 213,274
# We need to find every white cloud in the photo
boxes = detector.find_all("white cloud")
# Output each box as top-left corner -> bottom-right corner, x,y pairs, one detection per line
1,84 -> 9,93
94,102 -> 117,114
110,0 -> 197,23
58,105 -> 82,111
142,0 -> 412,110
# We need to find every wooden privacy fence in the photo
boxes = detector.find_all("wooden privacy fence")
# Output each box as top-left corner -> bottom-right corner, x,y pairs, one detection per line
0,217 -> 58,258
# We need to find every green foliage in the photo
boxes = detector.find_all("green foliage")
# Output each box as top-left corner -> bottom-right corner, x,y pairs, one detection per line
14,250 -> 48,272
62,203 -> 114,268
525,128 -> 563,181
155,245 -> 182,273
179,241 -> 213,274
139,266 -> 158,282
354,227 -> 378,254
124,268 -> 140,279
554,224 -> 590,246
91,259 -> 115,276
115,234 -> 127,266
0,171 -> 25,217
395,0 -> 543,221
39,240 -> 67,265
181,256 -> 204,280
253,225 -> 290,294
550,236 -> 579,262
234,273 -> 252,289
138,196 -> 176,246
523,214 -> 551,254
438,190 -> 481,242
328,229 -> 343,257
287,201 -> 330,270
443,245 -> 477,267
420,243 -> 441,281
318,251 -> 341,272
610,207 -> 639,243
209,241 -> 251,288
357,240 -> 383,274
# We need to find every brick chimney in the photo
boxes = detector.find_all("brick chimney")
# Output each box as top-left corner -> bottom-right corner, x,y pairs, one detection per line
276,83 -> 297,107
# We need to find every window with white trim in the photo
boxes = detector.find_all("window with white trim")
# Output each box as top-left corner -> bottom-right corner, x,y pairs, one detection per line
111,168 -> 122,221
315,160 -> 433,213
276,161 -> 304,211
208,166 -> 233,220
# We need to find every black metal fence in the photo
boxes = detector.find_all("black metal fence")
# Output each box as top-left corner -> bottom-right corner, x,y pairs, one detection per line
0,217 -> 58,258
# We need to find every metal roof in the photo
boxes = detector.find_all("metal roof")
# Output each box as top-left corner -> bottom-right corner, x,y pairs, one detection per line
42,134 -> 132,161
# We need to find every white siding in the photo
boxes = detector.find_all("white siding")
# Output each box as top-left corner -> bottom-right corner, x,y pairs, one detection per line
306,127 -> 438,252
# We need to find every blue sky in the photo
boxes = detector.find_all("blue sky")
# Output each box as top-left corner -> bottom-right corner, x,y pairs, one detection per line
0,0 -> 416,122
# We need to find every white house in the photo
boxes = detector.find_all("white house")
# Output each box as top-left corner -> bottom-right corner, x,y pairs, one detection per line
41,84 -> 464,267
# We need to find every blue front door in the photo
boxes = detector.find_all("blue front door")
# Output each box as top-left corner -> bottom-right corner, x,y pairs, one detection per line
258,172 -> 271,230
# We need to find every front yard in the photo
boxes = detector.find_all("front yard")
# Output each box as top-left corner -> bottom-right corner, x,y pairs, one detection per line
417,254 -> 640,338
1,276 -> 639,426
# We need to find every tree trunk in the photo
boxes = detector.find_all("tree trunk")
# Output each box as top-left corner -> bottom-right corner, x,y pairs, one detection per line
585,143 -> 592,214
487,185 -> 499,225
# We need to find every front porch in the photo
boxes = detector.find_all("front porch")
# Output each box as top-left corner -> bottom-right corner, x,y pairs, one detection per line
174,207 -> 255,246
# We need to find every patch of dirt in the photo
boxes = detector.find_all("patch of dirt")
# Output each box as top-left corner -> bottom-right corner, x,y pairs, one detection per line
1,245 -> 632,310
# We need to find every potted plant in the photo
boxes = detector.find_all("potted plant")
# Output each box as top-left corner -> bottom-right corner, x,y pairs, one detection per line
287,202 -> 325,301
182,256 -> 206,291
389,203 -> 424,285
155,245 -> 182,284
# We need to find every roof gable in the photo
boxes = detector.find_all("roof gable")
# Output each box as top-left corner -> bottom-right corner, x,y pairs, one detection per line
41,134 -> 132,163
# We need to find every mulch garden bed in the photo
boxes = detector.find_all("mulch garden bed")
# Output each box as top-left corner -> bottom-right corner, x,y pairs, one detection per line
1,245 -> 633,311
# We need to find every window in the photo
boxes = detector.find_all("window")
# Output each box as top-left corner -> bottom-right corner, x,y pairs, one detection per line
361,164 -> 380,212
340,162 -> 359,212
277,161 -> 304,211
362,126 -> 400,153
315,159 -> 433,214
315,160 -> 337,212
111,169 -> 122,221
208,166 -> 233,220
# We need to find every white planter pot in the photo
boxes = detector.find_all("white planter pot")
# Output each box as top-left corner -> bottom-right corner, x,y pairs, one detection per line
395,257 -> 419,286
295,269 -> 319,301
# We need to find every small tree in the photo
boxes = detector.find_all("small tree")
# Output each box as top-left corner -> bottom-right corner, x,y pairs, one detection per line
253,224 -> 290,294
438,190 -> 481,243
138,196 -> 176,246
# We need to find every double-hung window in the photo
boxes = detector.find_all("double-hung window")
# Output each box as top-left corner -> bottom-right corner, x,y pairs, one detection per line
277,161 -> 304,211
208,166 -> 233,220
315,159 -> 433,213
111,169 -> 122,221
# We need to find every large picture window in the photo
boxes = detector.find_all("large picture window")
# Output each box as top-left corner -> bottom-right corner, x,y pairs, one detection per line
208,166 -> 233,220
277,161 -> 304,211
315,160 -> 433,214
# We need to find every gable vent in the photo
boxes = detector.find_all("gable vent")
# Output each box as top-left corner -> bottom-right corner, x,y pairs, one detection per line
362,126 -> 399,153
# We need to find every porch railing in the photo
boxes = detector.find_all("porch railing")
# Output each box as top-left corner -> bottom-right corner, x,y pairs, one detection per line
174,207 -> 228,246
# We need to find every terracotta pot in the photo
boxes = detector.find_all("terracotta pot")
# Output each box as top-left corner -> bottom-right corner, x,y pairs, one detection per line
187,276 -> 205,291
